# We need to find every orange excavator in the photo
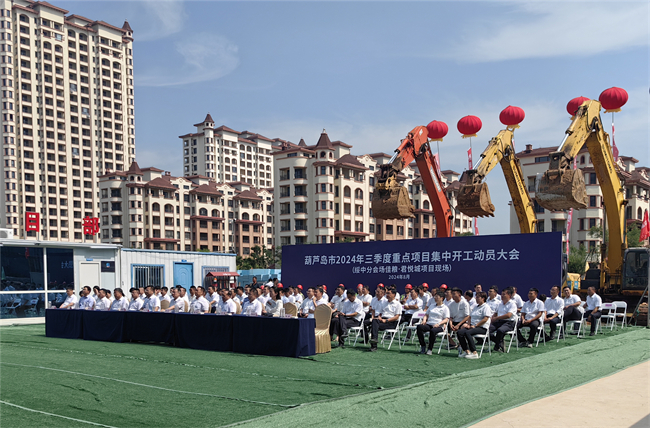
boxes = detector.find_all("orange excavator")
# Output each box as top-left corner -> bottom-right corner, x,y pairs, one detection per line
372,126 -> 454,237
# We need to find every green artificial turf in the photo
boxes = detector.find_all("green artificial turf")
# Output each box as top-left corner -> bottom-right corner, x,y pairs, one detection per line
0,324 -> 648,428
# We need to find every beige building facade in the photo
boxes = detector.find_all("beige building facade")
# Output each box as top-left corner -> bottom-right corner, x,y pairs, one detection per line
0,0 -> 135,241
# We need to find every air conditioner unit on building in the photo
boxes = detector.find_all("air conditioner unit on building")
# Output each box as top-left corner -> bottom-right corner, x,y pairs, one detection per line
0,228 -> 15,239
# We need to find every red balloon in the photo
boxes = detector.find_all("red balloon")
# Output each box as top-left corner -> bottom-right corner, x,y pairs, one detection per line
499,105 -> 525,126
567,96 -> 590,116
599,87 -> 628,111
457,115 -> 482,136
426,120 -> 448,140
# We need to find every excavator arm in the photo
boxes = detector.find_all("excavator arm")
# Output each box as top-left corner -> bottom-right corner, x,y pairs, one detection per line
372,126 -> 454,237
457,129 -> 537,234
535,100 -> 627,290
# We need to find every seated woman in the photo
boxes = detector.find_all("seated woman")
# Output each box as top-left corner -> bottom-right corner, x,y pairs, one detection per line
457,291 -> 492,359
416,291 -> 449,355
263,286 -> 284,317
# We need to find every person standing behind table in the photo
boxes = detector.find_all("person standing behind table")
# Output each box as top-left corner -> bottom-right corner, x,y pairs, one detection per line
330,289 -> 364,348
110,288 -> 129,311
562,286 -> 584,335
190,286 -> 210,314
219,290 -> 237,315
416,291 -> 450,355
517,288 -> 545,348
95,289 -> 111,311
299,288 -> 316,318
457,291 -> 492,359
164,288 -> 186,313
141,286 -> 161,312
263,286 -> 284,317
128,288 -> 143,311
582,286 -> 602,336
59,286 -> 78,309
489,287 -> 518,353
242,288 -> 263,316
368,287 -> 402,352
486,286 -> 501,313
543,286 -> 564,340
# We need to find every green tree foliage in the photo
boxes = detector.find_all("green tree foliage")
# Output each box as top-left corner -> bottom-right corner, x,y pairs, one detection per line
457,232 -> 474,236
236,246 -> 282,270
567,245 -> 589,276
627,223 -> 642,248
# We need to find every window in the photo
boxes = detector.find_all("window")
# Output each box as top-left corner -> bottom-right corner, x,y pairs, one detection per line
534,156 -> 550,163
386,225 -> 393,234
133,265 -> 163,288
537,220 -> 545,233
589,196 -> 597,207
589,173 -> 597,185
533,200 -> 545,214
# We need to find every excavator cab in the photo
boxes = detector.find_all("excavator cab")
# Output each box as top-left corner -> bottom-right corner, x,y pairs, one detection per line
371,164 -> 414,220
457,170 -> 495,217
534,152 -> 588,211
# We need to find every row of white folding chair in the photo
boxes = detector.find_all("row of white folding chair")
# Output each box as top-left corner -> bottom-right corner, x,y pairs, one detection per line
612,301 -> 628,328
380,314 -> 402,350
400,311 -> 426,346
600,303 -> 617,332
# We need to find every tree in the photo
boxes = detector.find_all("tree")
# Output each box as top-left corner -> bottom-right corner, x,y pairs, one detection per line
567,245 -> 589,276
458,232 -> 474,236
627,223 -> 643,248
236,246 -> 281,270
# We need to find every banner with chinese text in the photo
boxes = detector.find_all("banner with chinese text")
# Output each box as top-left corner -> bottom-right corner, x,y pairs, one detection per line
282,232 -> 562,296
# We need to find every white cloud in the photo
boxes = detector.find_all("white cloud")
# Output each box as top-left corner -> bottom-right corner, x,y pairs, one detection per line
444,2 -> 649,62
137,0 -> 187,42
137,32 -> 240,87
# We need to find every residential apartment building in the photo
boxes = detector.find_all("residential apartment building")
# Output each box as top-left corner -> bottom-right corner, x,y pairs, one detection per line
0,0 -> 136,241
273,130 -> 473,246
510,144 -> 650,252
179,113 -> 274,187
98,163 -> 274,256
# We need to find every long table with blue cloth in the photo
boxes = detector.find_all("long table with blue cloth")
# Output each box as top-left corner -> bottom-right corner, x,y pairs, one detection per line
45,309 -> 316,358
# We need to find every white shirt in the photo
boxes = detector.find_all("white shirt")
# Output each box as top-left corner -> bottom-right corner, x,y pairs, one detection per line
219,298 -> 236,315
330,294 -> 348,311
467,299 -> 478,312
322,292 -> 330,303
521,298 -> 545,321
497,300 -> 518,322
191,296 -> 210,313
142,295 -> 161,312
61,294 -> 78,309
340,298 -> 365,322
448,299 -> 470,323
444,298 -> 453,307
425,304 -> 450,326
512,293 -> 525,309
378,300 -> 402,319
486,296 -> 501,313
545,296 -> 564,315
314,296 -> 328,308
95,297 -> 111,311
470,303 -> 492,330
128,298 -> 143,311
182,294 -> 190,306
294,293 -> 304,304
300,299 -> 315,318
404,297 -> 423,315
281,295 -> 296,304
265,299 -> 284,317
564,294 -> 584,313
258,294 -> 270,307
79,295 -> 95,310
370,296 -> 387,315
359,293 -> 372,313
420,294 -> 430,309
586,294 -> 602,311
110,297 -> 128,311
168,297 -> 186,313
243,299 -> 263,316
160,294 -> 171,303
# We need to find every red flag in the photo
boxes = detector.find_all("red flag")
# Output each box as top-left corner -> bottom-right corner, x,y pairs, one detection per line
612,123 -> 619,161
467,148 -> 473,170
566,209 -> 573,254
474,218 -> 479,236
640,210 -> 650,241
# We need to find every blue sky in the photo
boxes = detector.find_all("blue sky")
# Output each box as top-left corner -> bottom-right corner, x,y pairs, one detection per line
61,0 -> 649,235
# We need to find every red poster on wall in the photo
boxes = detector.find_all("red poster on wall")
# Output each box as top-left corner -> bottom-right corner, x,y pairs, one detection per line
25,212 -> 40,232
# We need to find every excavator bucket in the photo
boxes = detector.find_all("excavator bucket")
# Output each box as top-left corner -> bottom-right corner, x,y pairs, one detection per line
535,169 -> 588,211
372,185 -> 415,220
456,182 -> 496,217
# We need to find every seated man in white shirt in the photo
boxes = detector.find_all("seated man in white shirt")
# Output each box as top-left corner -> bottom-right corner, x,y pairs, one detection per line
330,289 -> 364,348
141,286 -> 161,312
281,287 -> 296,305
219,289 -> 237,315
517,288 -> 545,347
583,286 -> 602,336
417,286 -> 430,310
489,287 -> 518,353
369,287 -> 402,352
458,291 -> 492,359
443,287 -> 453,306
257,286 -> 271,307
562,286 -> 584,334
263,286 -> 284,317
329,285 -> 347,312
138,287 -> 146,302
232,286 -> 245,305
164,287 -> 186,312
177,286 -> 189,308
105,290 -> 114,304
486,286 -> 501,312
447,287 -> 471,349
416,291 -> 450,355
190,286 -> 210,314
543,285 -> 564,340
358,285 -> 373,321
402,286 -> 423,326
206,286 -> 221,313
242,288 -> 263,316
110,288 -> 129,311
322,285 -> 330,303
299,287 -> 315,318
464,290 -> 477,312
188,286 -> 197,303
159,287 -> 172,304
308,286 -> 329,317
128,288 -> 143,311
363,287 -> 387,342
293,285 -> 304,305
95,288 -> 111,311
512,286 -> 525,310
473,284 -> 483,298
59,286 -> 78,309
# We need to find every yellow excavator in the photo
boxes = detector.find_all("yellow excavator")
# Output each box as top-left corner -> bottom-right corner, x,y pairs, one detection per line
535,99 -> 649,301
456,128 -> 537,234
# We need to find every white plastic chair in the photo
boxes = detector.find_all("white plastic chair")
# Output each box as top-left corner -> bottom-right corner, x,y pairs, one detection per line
472,329 -> 492,358
401,311 -> 426,346
380,314 -> 402,350
599,303 -> 616,333
548,311 -> 565,343
612,301 -> 628,328
533,311 -> 547,347
504,317 -> 519,353
436,325 -> 455,354
349,324 -> 364,347
569,309 -> 587,338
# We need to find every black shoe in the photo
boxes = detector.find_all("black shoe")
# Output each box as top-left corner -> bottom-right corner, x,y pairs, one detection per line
494,347 -> 505,353
589,332 -> 596,336
549,334 -> 555,340
340,333 -> 349,340
368,346 -> 378,352
544,335 -> 552,342
338,343 -> 345,349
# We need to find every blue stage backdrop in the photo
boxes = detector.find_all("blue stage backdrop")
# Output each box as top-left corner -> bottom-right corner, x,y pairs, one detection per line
282,232 -> 562,296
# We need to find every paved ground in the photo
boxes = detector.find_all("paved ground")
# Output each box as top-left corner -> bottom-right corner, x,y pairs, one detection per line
470,360 -> 650,428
